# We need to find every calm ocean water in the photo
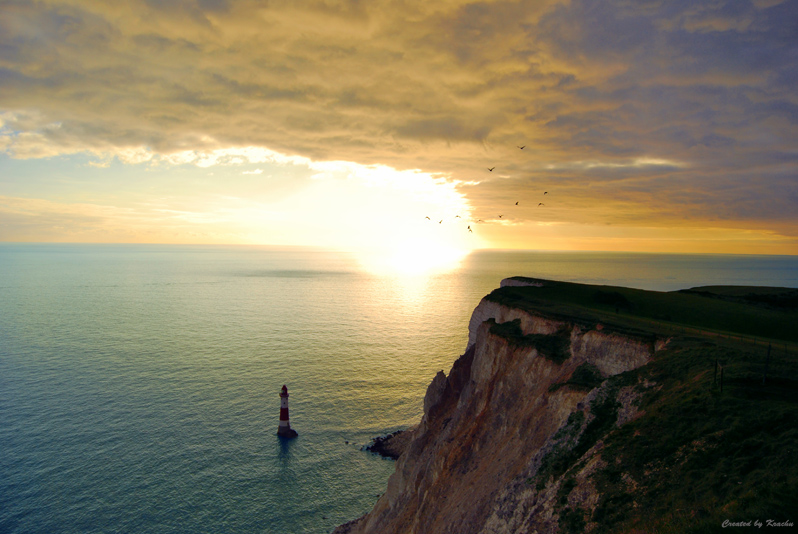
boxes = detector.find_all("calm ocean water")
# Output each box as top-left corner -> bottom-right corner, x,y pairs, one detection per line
1,244 -> 796,534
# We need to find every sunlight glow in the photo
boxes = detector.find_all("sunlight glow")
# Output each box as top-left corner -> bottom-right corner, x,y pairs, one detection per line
354,239 -> 469,275
0,142 -> 486,257
209,152 -> 484,269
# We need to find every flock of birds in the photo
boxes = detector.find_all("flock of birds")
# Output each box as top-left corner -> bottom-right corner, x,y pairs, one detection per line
425,144 -> 550,234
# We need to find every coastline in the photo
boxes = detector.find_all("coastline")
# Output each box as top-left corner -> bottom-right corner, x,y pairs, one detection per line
363,428 -> 416,460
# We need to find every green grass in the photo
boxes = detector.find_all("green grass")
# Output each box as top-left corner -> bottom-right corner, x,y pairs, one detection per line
680,286 -> 798,311
537,384 -> 621,489
488,278 -> 798,343
559,505 -> 587,534
589,337 -> 798,533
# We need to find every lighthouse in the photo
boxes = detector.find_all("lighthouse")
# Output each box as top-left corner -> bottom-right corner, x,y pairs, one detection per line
277,385 -> 298,438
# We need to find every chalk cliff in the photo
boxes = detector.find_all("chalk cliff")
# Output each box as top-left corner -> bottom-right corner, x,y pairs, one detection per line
335,280 -> 664,534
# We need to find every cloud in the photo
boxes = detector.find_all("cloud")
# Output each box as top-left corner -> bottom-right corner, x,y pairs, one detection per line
0,0 -> 796,250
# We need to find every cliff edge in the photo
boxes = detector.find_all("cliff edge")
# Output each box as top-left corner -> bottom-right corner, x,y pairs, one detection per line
335,278 -> 798,533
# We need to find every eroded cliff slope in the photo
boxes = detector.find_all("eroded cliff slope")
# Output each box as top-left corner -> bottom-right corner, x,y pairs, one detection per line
335,278 -> 798,534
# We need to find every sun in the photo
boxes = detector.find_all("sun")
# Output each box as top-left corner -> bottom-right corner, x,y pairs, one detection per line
195,153 -> 484,261
355,238 -> 470,275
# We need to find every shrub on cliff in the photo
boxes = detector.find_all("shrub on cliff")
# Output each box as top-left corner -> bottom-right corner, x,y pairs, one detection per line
488,318 -> 571,363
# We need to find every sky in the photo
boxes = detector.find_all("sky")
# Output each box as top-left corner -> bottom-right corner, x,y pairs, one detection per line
1,0 -> 797,260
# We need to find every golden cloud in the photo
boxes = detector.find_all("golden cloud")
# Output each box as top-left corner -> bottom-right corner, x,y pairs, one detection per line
1,0 -> 796,250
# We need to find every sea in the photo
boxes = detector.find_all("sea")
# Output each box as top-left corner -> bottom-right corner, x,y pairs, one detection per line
1,244 -> 796,534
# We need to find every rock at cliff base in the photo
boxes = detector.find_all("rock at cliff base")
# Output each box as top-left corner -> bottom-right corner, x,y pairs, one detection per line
364,428 -> 415,459
331,515 -> 366,534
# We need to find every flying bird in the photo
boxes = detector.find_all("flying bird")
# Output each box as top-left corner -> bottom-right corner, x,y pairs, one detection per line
498,214 -> 503,218
544,191 -> 548,195
515,201 -> 519,205
468,226 -> 472,233
487,167 -> 495,172
517,145 -> 525,149
425,216 -> 430,220
439,220 -> 443,224
455,215 -> 461,218
538,203 -> 544,207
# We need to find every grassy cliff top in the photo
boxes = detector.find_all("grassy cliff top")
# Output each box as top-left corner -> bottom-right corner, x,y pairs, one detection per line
486,278 -> 798,344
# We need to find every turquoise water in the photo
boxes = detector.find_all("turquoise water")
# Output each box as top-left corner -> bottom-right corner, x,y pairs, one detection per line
1,245 -> 796,533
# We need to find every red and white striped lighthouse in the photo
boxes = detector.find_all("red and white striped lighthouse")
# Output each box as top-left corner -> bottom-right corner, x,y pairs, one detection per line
277,385 -> 298,438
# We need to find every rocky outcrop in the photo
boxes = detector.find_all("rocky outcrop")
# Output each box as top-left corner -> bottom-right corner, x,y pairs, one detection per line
335,280 -> 664,534
364,428 -> 417,460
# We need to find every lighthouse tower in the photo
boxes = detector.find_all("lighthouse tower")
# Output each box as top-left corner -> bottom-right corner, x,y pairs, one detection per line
277,385 -> 298,438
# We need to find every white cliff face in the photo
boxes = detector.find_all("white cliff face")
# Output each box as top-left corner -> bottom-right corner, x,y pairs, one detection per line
466,297 -> 564,351
500,278 -> 545,288
336,283 -> 664,534
573,329 -> 654,376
